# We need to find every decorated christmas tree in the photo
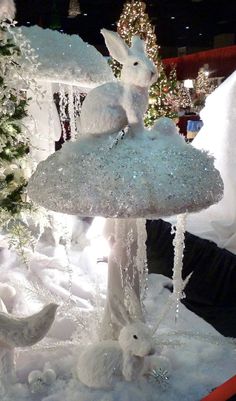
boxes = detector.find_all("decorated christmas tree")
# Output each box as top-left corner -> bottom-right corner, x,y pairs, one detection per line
193,67 -> 216,111
177,82 -> 192,109
112,0 -> 179,125
0,37 -> 29,214
0,3 -> 35,259
146,65 -> 180,125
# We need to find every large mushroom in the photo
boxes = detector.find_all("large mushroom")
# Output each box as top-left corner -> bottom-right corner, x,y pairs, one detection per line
28,117 -> 223,339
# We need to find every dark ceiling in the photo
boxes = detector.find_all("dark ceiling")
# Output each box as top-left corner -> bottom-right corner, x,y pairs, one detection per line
15,0 -> 236,57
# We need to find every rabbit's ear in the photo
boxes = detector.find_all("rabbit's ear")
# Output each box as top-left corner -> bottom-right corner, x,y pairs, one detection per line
125,284 -> 144,322
101,29 -> 130,64
130,35 -> 146,54
110,295 -> 132,327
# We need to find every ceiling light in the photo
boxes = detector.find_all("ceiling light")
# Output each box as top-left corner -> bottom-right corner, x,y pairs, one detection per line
199,33 -> 202,36
68,0 -> 81,17
171,16 -> 175,20
185,26 -> 190,29
184,79 -> 193,88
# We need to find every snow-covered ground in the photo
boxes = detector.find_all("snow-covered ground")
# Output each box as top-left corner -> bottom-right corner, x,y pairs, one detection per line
0,220 -> 235,401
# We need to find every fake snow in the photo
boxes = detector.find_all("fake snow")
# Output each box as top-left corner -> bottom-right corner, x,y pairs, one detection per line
0,224 -> 235,401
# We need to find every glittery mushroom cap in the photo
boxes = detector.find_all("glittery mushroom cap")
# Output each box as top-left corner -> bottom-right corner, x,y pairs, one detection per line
28,118 -> 223,219
18,25 -> 114,89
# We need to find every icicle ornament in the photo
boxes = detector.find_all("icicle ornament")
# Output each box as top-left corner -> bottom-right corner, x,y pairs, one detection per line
172,213 -> 188,321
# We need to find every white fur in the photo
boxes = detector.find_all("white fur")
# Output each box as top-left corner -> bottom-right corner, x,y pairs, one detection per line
77,320 -> 155,389
0,0 -> 15,21
78,29 -> 158,137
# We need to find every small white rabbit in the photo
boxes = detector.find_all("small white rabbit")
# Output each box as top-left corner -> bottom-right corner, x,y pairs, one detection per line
78,29 -> 158,137
76,303 -> 155,389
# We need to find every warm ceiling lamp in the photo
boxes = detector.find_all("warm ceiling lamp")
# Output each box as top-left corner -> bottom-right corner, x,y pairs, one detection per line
68,0 -> 81,17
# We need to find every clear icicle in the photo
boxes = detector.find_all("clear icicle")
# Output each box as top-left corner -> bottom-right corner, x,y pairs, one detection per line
58,84 -> 68,141
152,213 -> 187,334
136,218 -> 148,300
172,213 -> 187,321
74,90 -> 82,136
68,85 -> 77,141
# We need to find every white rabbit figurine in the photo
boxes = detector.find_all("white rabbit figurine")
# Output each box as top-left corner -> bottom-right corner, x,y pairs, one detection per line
78,29 -> 158,137
76,304 -> 155,389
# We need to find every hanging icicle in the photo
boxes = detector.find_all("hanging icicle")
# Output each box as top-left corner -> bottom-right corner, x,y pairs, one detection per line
172,213 -> 187,321
68,0 -> 81,18
58,83 -> 68,141
136,218 -> 148,300
152,213 -> 190,333
68,85 -> 77,141
74,89 -> 83,136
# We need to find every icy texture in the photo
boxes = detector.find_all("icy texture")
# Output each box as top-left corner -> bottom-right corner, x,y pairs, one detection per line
19,26 -> 114,88
28,120 -> 223,218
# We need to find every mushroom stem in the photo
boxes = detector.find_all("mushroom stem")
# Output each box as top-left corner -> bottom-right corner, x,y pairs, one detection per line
0,349 -> 16,386
100,218 -> 146,340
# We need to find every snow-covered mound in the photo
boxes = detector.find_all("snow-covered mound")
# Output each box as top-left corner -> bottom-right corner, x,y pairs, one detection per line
182,71 -> 236,254
164,71 -> 236,254
19,26 -> 114,88
0,243 -> 235,401
28,119 -> 223,218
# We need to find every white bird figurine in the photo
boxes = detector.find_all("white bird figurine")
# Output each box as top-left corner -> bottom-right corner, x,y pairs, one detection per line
0,303 -> 58,348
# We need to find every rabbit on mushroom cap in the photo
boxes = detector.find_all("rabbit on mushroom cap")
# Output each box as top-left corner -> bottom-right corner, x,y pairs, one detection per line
78,29 -> 158,137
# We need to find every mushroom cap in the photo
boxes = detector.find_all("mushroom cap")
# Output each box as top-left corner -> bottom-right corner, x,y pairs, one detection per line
19,26 -> 114,89
28,118 -> 223,219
